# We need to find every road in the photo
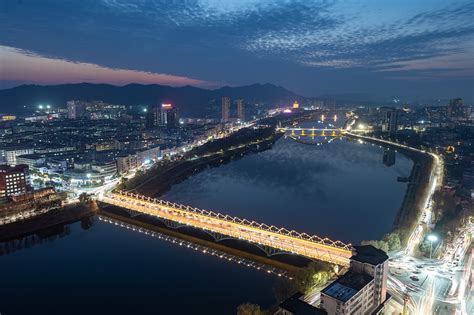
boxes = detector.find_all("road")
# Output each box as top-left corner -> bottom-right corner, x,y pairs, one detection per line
99,191 -> 353,266
348,132 -> 472,315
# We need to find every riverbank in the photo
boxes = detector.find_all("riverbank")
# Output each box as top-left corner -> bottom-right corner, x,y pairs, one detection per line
0,201 -> 98,242
346,133 -> 435,245
0,189 -> 65,226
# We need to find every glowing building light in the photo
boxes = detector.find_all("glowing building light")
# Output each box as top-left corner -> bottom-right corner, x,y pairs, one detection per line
162,103 -> 172,109
293,101 -> 299,109
321,114 -> 325,122
283,109 -> 292,113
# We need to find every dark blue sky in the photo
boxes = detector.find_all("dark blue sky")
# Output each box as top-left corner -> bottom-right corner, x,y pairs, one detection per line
1,0 -> 473,100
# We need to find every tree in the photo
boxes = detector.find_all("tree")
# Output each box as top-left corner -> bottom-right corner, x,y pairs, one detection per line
236,303 -> 264,315
79,193 -> 91,204
383,233 -> 402,251
312,270 -> 331,286
418,240 -> 431,257
291,262 -> 333,294
116,176 -> 128,190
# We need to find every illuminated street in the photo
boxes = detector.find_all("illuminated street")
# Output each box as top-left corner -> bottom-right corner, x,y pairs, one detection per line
347,132 -> 472,315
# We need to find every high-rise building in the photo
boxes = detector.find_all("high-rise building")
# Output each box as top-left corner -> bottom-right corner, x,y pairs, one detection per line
145,103 -> 160,130
320,245 -> 389,315
0,164 -> 31,202
67,100 -> 87,119
349,245 -> 389,306
383,108 -> 398,136
160,103 -> 179,131
221,97 -> 230,122
236,98 -> 245,120
145,103 -> 179,131
448,98 -> 470,120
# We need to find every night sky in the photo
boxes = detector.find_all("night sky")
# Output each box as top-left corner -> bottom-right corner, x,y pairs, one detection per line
1,0 -> 473,99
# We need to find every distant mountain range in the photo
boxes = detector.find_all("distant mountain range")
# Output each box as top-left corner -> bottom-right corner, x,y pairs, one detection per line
0,83 -> 306,117
0,82 -> 409,117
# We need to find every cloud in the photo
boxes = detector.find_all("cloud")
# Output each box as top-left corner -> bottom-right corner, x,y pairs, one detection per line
1,0 -> 473,96
0,45 -> 219,87
378,52 -> 474,74
98,0 -> 474,78
243,1 -> 474,73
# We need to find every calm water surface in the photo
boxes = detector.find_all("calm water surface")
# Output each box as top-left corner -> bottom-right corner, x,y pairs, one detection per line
0,133 -> 412,315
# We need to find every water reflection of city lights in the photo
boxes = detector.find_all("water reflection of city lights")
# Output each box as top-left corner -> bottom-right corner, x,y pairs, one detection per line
98,216 -> 290,278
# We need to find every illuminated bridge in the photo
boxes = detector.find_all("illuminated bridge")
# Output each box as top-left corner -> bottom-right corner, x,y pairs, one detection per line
99,191 -> 353,266
277,127 -> 346,138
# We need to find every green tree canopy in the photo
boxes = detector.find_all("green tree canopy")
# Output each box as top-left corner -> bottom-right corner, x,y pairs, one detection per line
383,232 -> 402,251
236,303 -> 264,315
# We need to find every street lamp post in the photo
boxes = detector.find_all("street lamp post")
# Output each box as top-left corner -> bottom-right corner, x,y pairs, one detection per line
427,234 -> 437,259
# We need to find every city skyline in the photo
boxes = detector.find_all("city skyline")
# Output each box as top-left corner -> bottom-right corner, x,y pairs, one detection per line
0,2 -> 472,315
1,0 -> 473,100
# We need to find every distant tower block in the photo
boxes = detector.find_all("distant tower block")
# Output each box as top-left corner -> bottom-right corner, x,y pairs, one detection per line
236,98 -> 245,120
221,97 -> 230,122
293,101 -> 299,109
160,103 -> 179,131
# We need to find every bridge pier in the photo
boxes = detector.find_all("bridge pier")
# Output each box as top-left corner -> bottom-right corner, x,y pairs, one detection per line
161,218 -> 186,229
125,209 -> 141,218
213,232 -> 292,257
260,245 -> 290,257
208,231 -> 232,242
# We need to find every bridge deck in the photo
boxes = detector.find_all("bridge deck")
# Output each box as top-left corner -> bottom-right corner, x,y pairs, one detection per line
277,127 -> 346,137
100,191 -> 352,265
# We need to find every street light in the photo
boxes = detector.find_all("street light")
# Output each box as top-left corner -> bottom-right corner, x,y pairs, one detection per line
427,234 -> 437,259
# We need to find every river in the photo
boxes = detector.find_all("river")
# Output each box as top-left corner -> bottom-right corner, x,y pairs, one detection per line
0,129 -> 413,315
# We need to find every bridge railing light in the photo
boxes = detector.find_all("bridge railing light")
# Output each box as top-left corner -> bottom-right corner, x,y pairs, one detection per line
111,191 -> 352,250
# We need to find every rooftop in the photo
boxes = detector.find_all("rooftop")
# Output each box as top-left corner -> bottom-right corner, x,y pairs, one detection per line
321,272 -> 373,302
351,245 -> 389,265
279,292 -> 327,315
0,164 -> 28,173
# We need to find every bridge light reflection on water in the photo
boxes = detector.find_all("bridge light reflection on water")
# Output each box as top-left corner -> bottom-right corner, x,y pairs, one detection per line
98,216 -> 291,279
